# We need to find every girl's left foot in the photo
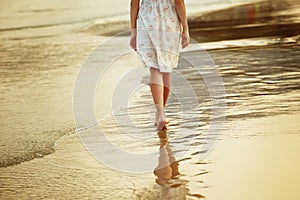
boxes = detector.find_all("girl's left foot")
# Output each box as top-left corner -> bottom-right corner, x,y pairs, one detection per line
156,114 -> 167,131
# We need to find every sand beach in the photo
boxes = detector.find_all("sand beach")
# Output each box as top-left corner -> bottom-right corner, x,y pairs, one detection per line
0,0 -> 300,199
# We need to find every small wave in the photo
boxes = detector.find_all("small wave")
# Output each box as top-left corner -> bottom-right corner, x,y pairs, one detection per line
82,0 -> 300,48
18,7 -> 72,14
0,18 -> 94,32
81,17 -> 130,37
0,128 -> 75,167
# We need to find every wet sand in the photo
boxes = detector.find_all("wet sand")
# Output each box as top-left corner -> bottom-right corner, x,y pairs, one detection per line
202,115 -> 300,200
1,114 -> 299,199
1,0 -> 300,199
1,43 -> 300,199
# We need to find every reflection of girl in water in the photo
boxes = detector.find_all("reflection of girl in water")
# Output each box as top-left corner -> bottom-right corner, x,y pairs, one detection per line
150,130 -> 205,199
154,130 -> 181,187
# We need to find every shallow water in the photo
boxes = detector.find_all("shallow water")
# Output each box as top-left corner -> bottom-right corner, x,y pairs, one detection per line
189,0 -> 300,42
0,34 -> 106,167
0,0 -> 300,199
93,43 -> 300,173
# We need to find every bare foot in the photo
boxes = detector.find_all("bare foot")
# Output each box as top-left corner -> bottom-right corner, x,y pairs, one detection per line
156,114 -> 167,131
154,112 -> 169,127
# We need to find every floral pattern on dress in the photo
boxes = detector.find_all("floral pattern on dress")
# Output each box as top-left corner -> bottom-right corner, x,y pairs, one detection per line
137,0 -> 181,73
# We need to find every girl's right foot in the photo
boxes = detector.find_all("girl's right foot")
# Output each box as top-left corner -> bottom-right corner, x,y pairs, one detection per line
154,112 -> 169,127
156,113 -> 167,131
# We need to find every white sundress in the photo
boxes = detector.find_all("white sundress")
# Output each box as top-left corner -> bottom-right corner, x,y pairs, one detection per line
137,0 -> 181,73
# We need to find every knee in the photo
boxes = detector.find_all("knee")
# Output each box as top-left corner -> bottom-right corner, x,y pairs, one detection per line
150,67 -> 160,73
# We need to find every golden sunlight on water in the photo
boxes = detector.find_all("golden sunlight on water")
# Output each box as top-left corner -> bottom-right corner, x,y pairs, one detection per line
0,0 -> 299,199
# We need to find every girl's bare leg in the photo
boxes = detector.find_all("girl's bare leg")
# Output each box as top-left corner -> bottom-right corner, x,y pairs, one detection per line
150,67 -> 167,130
162,72 -> 171,107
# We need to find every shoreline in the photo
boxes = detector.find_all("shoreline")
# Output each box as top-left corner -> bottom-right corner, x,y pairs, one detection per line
1,113 -> 299,199
1,37 -> 300,199
1,29 -> 297,167
3,0 -> 299,43
1,0 -> 300,199
83,0 -> 300,43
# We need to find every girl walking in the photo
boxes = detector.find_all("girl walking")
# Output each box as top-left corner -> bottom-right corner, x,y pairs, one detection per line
130,0 -> 190,130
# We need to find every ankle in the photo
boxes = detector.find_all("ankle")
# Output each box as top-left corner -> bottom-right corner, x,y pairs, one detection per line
155,104 -> 164,113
